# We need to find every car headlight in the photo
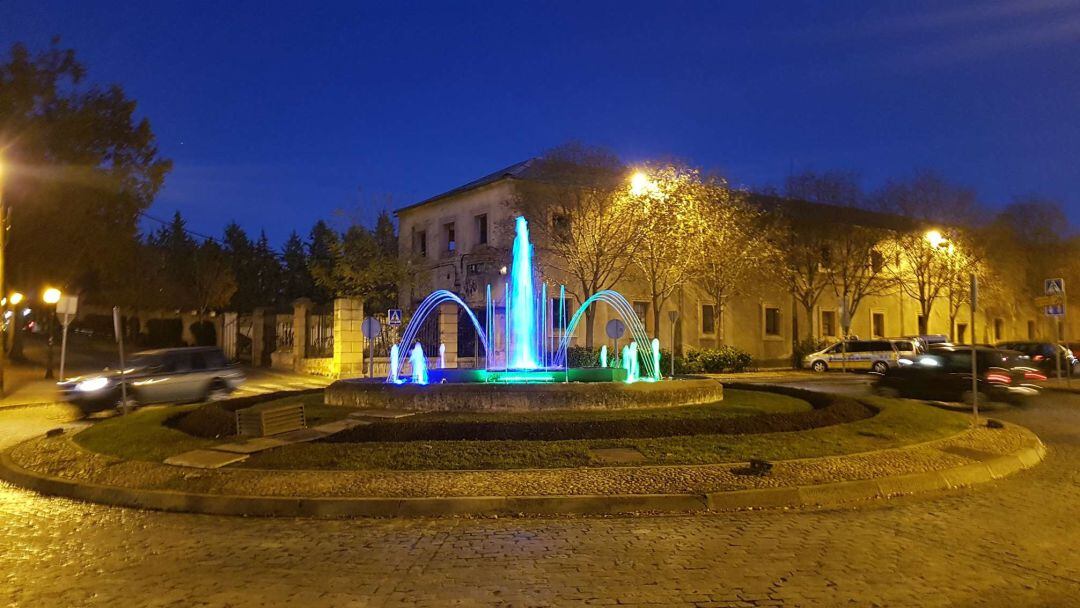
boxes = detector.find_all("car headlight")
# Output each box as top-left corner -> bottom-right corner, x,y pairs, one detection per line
75,377 -> 110,392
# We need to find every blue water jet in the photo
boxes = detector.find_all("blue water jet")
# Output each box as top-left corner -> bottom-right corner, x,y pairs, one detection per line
410,344 -> 429,385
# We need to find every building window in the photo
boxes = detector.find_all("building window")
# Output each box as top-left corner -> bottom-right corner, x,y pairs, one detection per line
872,312 -> 885,338
821,310 -> 837,337
551,297 -> 575,328
415,230 -> 427,257
765,307 -> 781,336
994,318 -> 1004,341
552,213 -> 571,239
701,304 -> 716,335
957,323 -> 968,344
870,250 -> 885,274
1028,320 -> 1036,340
475,214 -> 488,245
633,301 -> 649,323
444,222 -> 456,252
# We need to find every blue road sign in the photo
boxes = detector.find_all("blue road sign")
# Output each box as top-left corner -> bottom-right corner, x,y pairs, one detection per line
387,309 -> 403,326
1046,304 -> 1066,317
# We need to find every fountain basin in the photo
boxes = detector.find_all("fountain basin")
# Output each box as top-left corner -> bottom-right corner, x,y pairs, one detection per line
325,377 -> 723,412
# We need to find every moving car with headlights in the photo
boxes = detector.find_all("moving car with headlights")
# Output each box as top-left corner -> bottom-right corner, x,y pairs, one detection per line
996,341 -> 1080,376
873,345 -> 1042,404
803,339 -> 904,374
59,346 -> 244,412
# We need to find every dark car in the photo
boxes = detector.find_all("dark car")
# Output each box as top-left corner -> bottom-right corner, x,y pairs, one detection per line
995,341 -> 1079,376
873,345 -> 1042,404
58,346 -> 244,413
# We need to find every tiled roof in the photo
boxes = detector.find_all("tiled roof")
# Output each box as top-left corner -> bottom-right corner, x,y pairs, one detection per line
394,159 -> 537,215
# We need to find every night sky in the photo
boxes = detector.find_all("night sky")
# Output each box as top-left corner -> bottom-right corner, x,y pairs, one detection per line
5,1 -> 1080,244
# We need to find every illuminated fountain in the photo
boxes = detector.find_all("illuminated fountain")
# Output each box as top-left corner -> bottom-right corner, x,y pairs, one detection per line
386,215 -> 661,384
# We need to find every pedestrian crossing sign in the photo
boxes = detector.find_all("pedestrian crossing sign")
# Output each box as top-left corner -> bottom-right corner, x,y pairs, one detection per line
388,309 -> 403,326
1045,278 -> 1065,295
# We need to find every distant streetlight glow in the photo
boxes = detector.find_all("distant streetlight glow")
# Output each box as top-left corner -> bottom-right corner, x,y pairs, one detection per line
9,292 -> 23,306
43,288 -> 61,304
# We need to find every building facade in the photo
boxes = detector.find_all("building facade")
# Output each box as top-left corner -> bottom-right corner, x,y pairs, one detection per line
396,161 -> 1054,368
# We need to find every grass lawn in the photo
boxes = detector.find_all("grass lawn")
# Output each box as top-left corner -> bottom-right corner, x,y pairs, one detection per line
72,388 -> 970,470
73,396 -> 352,462
239,393 -> 969,471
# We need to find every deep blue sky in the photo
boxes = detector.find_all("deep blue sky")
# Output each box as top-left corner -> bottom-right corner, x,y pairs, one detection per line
5,1 -> 1080,244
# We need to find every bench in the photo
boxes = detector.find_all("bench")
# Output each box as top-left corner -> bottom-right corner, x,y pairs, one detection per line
236,401 -> 307,437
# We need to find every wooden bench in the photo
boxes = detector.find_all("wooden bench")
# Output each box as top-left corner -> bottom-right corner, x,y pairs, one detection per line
236,401 -> 307,437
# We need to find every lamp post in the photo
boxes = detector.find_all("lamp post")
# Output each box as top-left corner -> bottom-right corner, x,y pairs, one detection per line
0,159 -> 5,396
43,287 -> 61,379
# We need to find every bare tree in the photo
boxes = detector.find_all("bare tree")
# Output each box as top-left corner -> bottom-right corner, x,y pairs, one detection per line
514,143 -> 645,346
697,191 -> 777,343
631,162 -> 715,334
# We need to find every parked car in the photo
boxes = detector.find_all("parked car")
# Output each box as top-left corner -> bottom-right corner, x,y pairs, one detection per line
58,346 -> 244,413
874,345 -> 1042,404
804,339 -> 904,374
995,341 -> 1079,376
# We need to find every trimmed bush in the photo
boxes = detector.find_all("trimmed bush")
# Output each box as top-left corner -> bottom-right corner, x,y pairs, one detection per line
793,338 -> 828,369
322,387 -> 873,443
665,346 -> 753,374
168,404 -> 236,438
566,345 -> 602,368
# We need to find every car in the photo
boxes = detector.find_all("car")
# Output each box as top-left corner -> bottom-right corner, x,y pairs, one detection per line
873,345 -> 1042,404
803,339 -> 904,374
995,341 -> 1079,377
58,346 -> 244,413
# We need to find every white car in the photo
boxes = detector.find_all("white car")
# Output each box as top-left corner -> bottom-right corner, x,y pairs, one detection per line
804,339 -> 904,374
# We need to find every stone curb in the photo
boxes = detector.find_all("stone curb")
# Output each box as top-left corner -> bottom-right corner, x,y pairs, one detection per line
0,427 -> 1046,519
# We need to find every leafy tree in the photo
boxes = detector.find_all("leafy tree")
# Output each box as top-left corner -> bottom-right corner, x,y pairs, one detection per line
0,41 -> 171,298
307,220 -> 339,303
312,213 -> 404,312
513,143 -> 645,346
874,172 -> 983,335
191,240 -> 237,314
280,230 -> 315,303
630,162 -> 715,335
696,191 -> 776,343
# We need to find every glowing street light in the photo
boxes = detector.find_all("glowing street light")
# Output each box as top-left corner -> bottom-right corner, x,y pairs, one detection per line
924,229 -> 946,249
43,287 -> 62,379
629,171 -> 659,196
9,292 -> 23,306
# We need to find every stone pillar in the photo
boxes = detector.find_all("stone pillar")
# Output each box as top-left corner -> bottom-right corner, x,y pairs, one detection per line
439,302 -> 459,368
251,307 -> 270,367
292,298 -> 312,373
220,312 -> 238,361
333,297 -> 364,378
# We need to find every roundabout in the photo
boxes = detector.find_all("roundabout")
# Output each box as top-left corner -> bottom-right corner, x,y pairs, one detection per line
0,384 -> 1045,517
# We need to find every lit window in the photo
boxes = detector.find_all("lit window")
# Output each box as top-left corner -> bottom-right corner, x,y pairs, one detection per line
765,307 -> 781,336
701,304 -> 716,335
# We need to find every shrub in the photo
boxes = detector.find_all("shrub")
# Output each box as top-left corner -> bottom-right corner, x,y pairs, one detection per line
673,346 -> 753,374
169,404 -> 237,438
565,345 -> 602,368
793,338 -> 828,369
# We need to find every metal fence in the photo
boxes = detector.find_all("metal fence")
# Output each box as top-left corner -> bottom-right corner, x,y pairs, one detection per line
306,313 -> 333,358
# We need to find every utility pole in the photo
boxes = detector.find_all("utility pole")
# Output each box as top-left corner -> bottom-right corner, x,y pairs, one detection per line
0,161 -> 6,397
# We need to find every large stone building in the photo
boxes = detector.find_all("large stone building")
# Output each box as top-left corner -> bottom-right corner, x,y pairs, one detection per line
395,161 -> 1051,368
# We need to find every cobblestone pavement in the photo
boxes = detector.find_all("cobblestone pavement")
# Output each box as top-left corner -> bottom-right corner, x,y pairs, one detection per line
1,394 -> 1078,607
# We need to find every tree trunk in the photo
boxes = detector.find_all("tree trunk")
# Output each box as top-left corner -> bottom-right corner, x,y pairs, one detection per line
652,295 -> 663,348
584,307 -> 595,349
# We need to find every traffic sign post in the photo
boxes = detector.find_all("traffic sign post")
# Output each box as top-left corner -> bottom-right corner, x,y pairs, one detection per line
387,309 -> 403,327
56,295 -> 77,381
606,319 -> 626,368
970,273 -> 979,425
1042,278 -> 1068,386
361,317 -> 382,378
112,306 -> 129,415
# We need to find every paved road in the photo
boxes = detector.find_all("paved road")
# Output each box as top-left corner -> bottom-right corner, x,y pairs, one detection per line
1,389 -> 1078,607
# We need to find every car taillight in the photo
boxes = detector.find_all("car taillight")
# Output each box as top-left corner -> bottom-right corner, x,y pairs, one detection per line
1033,355 -> 1045,362
1024,370 -> 1047,381
985,371 -> 1012,384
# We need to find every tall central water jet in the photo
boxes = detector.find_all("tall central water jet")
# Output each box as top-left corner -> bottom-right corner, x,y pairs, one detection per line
508,216 -> 539,369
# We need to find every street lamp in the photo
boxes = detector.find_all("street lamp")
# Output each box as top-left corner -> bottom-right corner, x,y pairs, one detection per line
43,287 -> 61,379
629,171 -> 658,196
